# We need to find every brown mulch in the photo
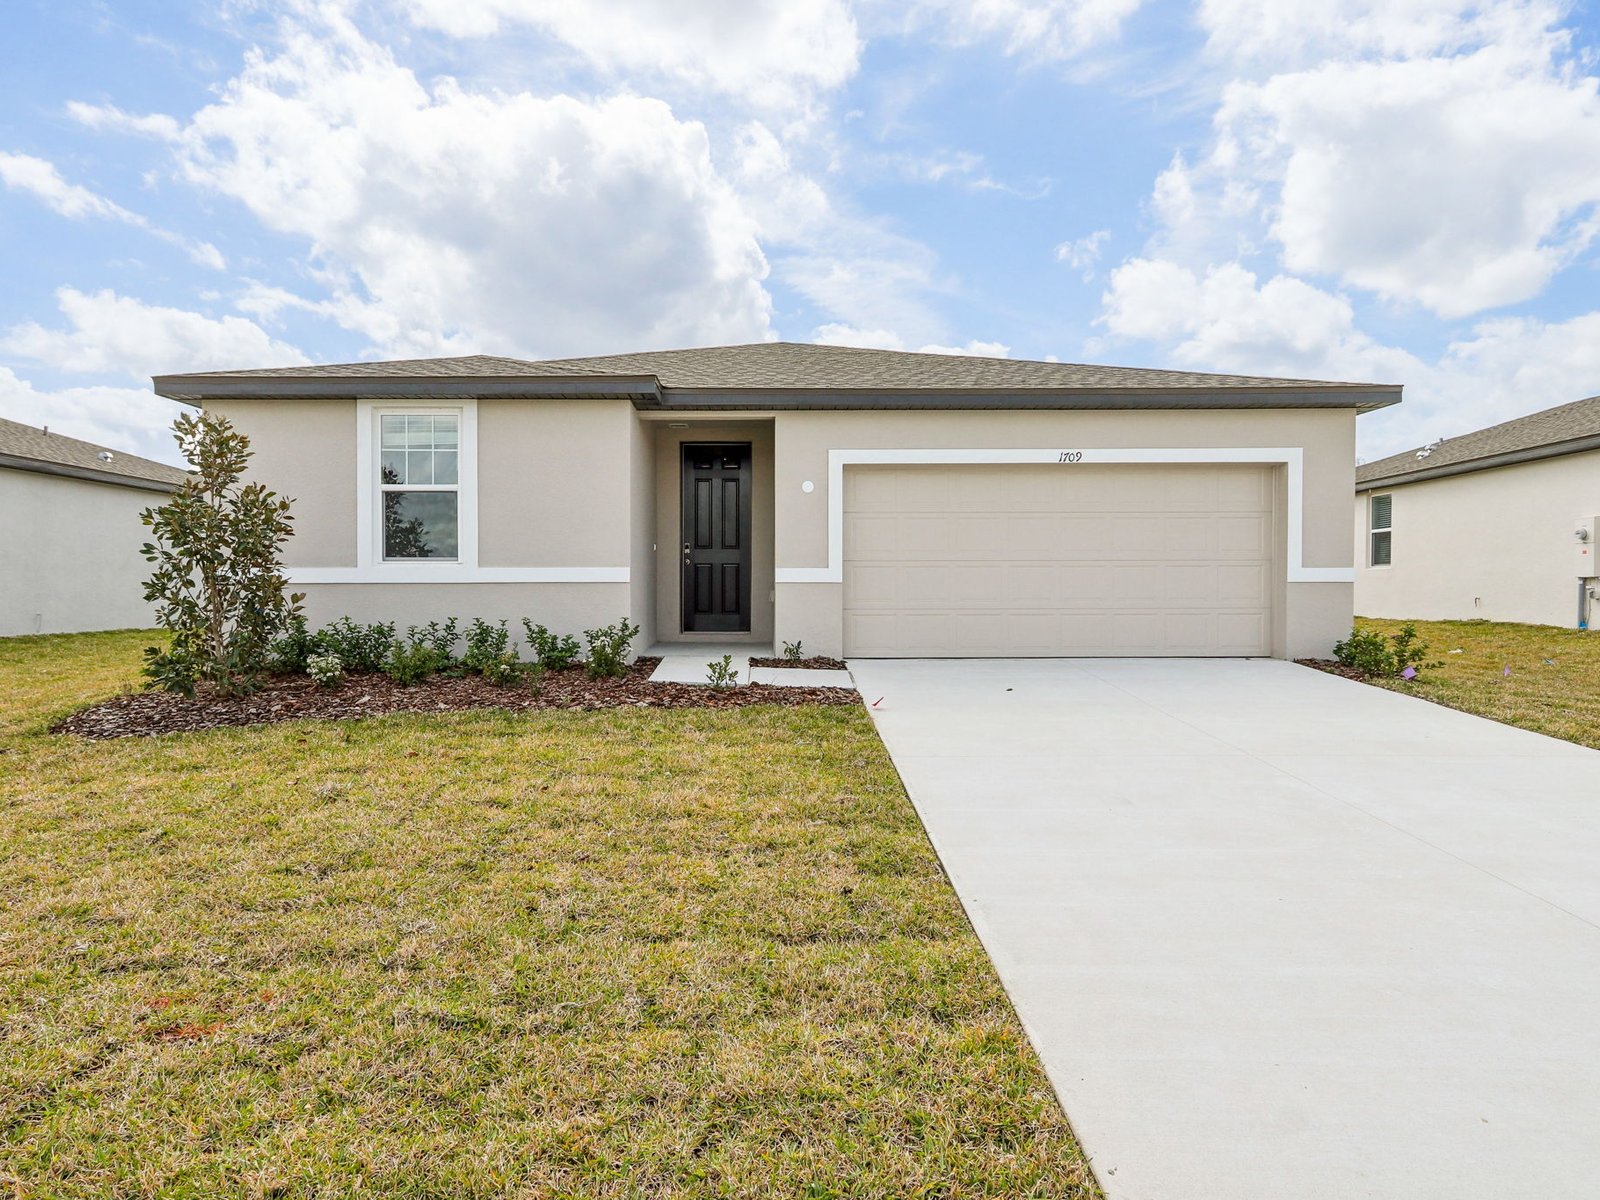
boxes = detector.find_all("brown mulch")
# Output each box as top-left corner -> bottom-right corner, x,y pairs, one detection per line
749,656 -> 849,671
53,659 -> 860,740
1296,658 -> 1369,681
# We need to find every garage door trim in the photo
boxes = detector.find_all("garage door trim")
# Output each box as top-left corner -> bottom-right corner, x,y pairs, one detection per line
773,446 -> 1350,586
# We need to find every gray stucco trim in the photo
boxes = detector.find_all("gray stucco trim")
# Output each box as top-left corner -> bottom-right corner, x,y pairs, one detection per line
0,453 -> 185,493
155,374 -> 1400,413
643,386 -> 1399,412
1355,434 -> 1600,491
153,375 -> 664,404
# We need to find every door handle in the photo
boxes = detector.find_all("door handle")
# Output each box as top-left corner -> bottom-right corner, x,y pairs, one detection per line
682,542 -> 692,562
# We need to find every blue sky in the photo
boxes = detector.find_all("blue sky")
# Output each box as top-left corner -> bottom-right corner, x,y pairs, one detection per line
2,0 -> 1597,466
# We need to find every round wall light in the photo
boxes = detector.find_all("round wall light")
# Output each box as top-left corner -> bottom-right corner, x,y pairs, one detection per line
801,480 -> 815,493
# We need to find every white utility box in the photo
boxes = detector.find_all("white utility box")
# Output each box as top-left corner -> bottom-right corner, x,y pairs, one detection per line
1577,517 -> 1599,577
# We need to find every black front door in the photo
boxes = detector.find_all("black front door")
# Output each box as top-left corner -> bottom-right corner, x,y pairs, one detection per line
681,443 -> 752,632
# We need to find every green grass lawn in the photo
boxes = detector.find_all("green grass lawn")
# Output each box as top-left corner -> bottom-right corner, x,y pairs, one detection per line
1353,617 -> 1600,751
0,631 -> 1095,1198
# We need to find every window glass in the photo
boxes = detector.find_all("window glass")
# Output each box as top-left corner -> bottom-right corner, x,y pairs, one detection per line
1371,530 -> 1392,566
383,492 -> 458,559
378,412 -> 462,559
1370,494 -> 1393,566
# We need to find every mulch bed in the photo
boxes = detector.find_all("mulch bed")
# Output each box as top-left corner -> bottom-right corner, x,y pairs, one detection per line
749,656 -> 849,671
53,659 -> 860,740
1296,658 -> 1370,681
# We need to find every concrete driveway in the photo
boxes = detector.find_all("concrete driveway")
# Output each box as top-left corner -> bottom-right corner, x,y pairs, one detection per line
848,658 -> 1600,1200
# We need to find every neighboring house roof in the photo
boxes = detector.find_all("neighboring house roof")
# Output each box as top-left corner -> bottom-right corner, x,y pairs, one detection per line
1357,394 -> 1600,490
0,417 -> 190,493
154,342 -> 1402,411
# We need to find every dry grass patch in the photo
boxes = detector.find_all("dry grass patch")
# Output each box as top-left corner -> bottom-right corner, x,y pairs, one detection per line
1,631 -> 1096,1198
1351,617 -> 1600,750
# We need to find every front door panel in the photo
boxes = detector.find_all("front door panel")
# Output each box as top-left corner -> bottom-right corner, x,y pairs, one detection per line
681,443 -> 752,632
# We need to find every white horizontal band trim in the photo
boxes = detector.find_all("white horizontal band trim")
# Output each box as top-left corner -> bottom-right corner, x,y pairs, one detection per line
773,447 -> 1351,587
773,567 -> 835,584
1289,567 -> 1356,583
287,567 -> 630,585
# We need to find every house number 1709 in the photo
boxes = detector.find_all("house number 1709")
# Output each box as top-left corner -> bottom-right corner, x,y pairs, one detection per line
1058,451 -> 1084,463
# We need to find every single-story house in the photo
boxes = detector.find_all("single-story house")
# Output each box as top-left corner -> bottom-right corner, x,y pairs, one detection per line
153,343 -> 1399,660
1,417 -> 191,637
1355,394 -> 1600,629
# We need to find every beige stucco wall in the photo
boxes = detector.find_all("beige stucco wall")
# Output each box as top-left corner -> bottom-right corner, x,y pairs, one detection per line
477,400 -> 633,569
771,408 -> 1360,659
629,416 -> 657,649
295,583 -> 629,644
209,398 -> 357,566
0,469 -> 166,636
1355,449 -> 1600,628
650,419 -> 775,646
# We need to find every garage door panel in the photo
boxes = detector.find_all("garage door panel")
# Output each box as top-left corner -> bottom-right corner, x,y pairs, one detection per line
1217,515 -> 1270,553
1217,612 -> 1269,653
843,464 -> 1276,657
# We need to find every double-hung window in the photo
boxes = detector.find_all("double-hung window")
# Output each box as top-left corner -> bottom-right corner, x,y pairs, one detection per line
379,412 -> 460,561
1369,493 -> 1393,567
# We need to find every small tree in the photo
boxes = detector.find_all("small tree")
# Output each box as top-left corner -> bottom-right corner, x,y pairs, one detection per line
140,412 -> 302,695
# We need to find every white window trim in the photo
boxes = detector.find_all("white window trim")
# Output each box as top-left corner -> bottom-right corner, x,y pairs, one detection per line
358,399 -> 478,572
1369,492 -> 1393,568
772,447 -> 1353,586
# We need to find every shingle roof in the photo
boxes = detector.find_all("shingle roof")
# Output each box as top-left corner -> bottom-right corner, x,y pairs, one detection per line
0,417 -> 190,491
1357,394 -> 1600,489
157,341 -> 1400,409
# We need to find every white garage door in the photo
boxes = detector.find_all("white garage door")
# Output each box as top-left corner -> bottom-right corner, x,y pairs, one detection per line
843,463 -> 1276,657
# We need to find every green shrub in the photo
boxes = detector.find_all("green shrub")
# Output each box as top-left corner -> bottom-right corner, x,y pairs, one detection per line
706,654 -> 740,689
140,411 -> 301,695
269,614 -> 321,675
406,618 -> 460,666
1333,622 -> 1436,679
782,639 -> 805,662
584,618 -> 641,679
386,639 -> 444,686
317,617 -> 396,674
522,621 -> 582,671
480,651 -> 521,687
463,618 -> 515,677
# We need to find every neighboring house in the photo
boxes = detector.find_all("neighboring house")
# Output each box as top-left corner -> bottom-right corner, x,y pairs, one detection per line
153,343 -> 1399,660
0,418 -> 190,637
1355,394 -> 1600,629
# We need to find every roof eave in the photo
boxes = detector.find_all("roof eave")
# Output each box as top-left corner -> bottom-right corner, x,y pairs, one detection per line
151,374 -> 665,404
1356,432 -> 1600,490
0,452 -> 185,492
644,385 -> 1401,412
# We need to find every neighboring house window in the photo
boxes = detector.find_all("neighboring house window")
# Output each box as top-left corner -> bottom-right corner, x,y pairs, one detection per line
379,412 -> 460,560
1369,493 -> 1393,566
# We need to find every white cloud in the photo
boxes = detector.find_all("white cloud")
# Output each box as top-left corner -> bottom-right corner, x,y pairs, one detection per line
3,288 -> 307,382
0,151 -> 224,269
1227,46 -> 1600,316
1097,256 -> 1600,459
66,101 -> 183,141
1099,257 -> 1419,382
894,0 -> 1144,62
812,322 -> 1011,357
167,11 -> 774,358
1139,0 -> 1600,319
732,121 -> 952,344
402,0 -> 860,109
1055,229 -> 1110,280
1199,0 -> 1555,69
0,367 -> 187,465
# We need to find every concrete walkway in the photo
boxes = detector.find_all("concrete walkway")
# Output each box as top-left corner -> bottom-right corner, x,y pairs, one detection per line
848,658 -> 1600,1200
